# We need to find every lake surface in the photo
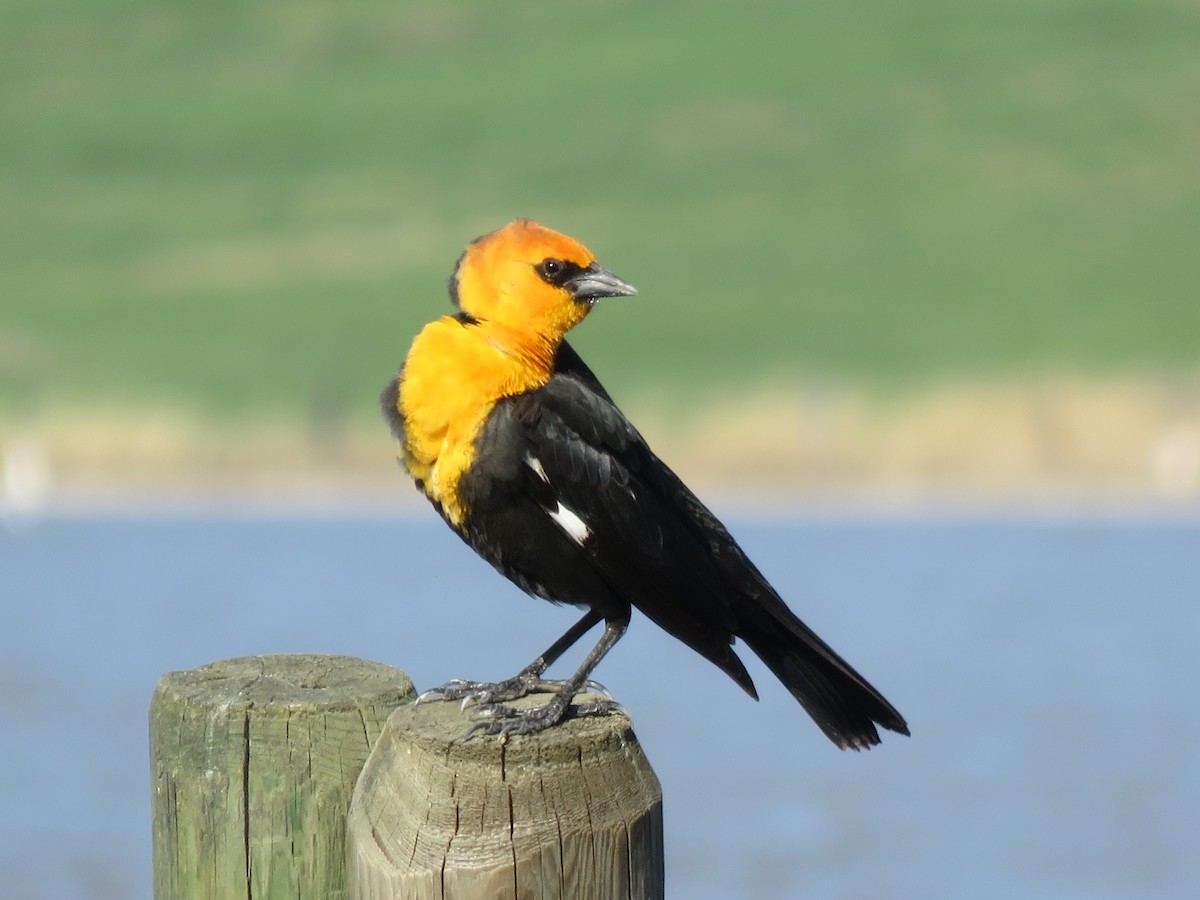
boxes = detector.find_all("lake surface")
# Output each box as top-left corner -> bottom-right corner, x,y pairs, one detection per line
1,509 -> 1198,899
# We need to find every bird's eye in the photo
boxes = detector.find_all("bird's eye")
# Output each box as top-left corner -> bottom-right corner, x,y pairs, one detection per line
536,258 -> 568,285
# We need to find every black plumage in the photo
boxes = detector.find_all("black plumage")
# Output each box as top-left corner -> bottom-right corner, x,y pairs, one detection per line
392,340 -> 909,749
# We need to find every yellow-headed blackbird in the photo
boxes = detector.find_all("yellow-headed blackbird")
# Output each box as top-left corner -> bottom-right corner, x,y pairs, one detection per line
381,219 -> 908,749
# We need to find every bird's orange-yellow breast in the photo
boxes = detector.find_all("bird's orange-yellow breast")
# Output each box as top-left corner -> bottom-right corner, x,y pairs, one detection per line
394,219 -> 601,526
398,315 -> 555,525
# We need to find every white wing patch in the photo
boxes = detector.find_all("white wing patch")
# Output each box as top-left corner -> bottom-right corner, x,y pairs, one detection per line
548,503 -> 592,546
525,454 -> 592,546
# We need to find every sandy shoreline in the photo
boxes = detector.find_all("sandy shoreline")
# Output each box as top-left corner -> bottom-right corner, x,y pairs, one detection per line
4,377 -> 1200,518
7,475 -> 1199,522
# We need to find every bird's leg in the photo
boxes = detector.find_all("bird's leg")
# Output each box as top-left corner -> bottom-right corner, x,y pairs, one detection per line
468,615 -> 628,739
417,609 -> 604,707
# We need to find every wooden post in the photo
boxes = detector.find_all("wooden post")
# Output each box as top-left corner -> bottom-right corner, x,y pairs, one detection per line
149,654 -> 414,900
347,692 -> 664,900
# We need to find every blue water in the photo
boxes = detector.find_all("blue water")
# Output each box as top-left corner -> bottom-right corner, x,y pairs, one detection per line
2,510 -> 1198,899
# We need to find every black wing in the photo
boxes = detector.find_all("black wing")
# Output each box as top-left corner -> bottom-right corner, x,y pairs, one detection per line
459,341 -> 908,748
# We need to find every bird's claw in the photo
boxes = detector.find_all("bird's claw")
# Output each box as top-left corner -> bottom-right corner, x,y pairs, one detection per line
463,697 -> 625,742
580,679 -> 614,701
418,674 -> 621,741
415,678 -> 474,704
417,675 -> 614,708
416,677 -> 518,706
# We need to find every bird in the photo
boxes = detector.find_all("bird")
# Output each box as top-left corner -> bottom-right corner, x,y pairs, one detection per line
381,218 -> 908,749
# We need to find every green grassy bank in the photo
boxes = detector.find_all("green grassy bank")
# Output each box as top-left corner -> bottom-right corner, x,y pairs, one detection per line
2,0 -> 1198,496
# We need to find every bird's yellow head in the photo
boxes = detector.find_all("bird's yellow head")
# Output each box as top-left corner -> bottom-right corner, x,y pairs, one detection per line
450,219 -> 637,345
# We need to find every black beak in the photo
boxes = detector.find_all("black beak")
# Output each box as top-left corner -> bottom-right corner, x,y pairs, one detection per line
566,262 -> 638,302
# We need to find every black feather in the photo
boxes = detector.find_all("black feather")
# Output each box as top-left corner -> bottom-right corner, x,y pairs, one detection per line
450,342 -> 908,747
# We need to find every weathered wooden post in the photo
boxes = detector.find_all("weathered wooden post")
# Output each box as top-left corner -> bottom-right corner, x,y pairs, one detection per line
347,692 -> 665,900
149,654 -> 414,900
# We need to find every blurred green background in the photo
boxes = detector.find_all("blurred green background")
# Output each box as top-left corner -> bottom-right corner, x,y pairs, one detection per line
2,0 -> 1199,488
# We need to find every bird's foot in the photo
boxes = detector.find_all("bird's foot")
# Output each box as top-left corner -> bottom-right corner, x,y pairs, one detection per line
465,694 -> 624,741
417,673 -> 613,710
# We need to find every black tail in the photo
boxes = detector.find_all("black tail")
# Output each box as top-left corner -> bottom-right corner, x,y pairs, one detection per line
739,599 -> 909,750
